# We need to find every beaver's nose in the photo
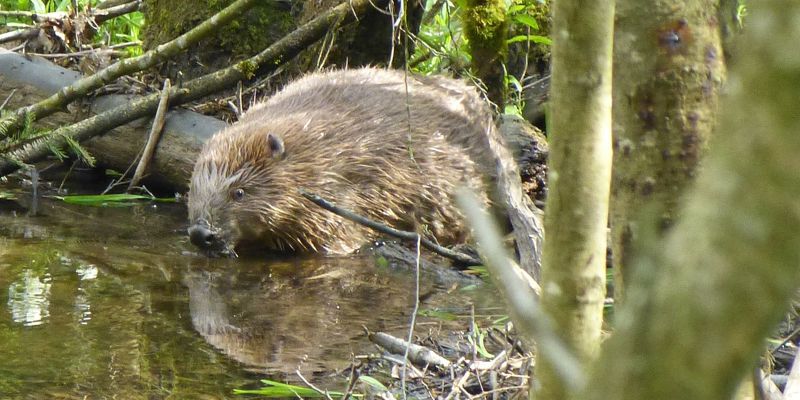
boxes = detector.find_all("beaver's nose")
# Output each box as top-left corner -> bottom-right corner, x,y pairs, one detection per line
188,223 -> 216,248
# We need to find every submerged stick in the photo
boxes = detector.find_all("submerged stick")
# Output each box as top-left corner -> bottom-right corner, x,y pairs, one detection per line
299,190 -> 482,266
368,331 -> 451,370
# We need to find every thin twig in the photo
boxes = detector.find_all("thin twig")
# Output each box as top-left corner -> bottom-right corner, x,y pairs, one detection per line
0,11 -> 36,18
93,0 -> 140,18
128,79 -> 170,191
342,357 -> 360,400
96,0 -> 135,9
444,370 -> 471,400
770,325 -> 800,356
295,370 -> 334,400
299,190 -> 481,265
401,234 -> 422,399
0,89 -> 16,111
27,49 -> 126,59
0,28 -> 37,44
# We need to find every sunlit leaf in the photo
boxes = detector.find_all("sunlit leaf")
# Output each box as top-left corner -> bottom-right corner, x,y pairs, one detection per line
513,14 -> 539,30
358,376 -> 388,391
507,4 -> 525,14
30,0 -> 46,13
507,34 -> 552,45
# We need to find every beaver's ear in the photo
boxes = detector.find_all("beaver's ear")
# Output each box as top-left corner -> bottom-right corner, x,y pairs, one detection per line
267,133 -> 285,158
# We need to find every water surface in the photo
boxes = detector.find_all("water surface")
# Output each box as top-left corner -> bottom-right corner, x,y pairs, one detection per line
0,181 -> 499,399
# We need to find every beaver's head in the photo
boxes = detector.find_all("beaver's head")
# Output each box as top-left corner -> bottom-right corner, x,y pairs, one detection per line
187,127 -> 286,257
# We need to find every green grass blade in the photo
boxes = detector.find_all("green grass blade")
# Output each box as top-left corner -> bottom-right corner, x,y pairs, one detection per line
233,379 -> 345,398
55,193 -> 176,206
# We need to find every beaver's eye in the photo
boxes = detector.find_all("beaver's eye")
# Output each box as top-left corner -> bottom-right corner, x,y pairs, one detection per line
231,188 -> 245,201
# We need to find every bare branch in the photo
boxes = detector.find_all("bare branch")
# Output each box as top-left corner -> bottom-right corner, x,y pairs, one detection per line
300,190 -> 481,265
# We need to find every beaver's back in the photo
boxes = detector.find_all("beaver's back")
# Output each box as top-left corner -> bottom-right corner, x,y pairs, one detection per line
242,68 -> 499,175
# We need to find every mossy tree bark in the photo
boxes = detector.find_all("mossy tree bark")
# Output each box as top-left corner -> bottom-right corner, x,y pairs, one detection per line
610,0 -> 725,299
142,0 -> 296,79
536,0 -> 614,398
583,1 -> 800,398
295,0 -> 423,69
142,0 -> 422,79
463,0 -> 508,108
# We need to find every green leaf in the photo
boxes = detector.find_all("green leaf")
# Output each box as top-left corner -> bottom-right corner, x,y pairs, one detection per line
46,141 -> 68,161
507,34 -> 552,45
55,193 -> 176,207
30,0 -> 46,13
63,134 -> 96,167
418,308 -> 459,321
507,4 -> 525,14
105,169 -> 123,178
56,0 -> 71,12
358,376 -> 388,391
503,104 -> 523,116
233,379 -> 345,398
513,14 -> 539,30
0,191 -> 17,200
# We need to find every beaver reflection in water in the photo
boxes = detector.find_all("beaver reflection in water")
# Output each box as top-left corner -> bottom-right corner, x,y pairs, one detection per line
187,67 -> 509,256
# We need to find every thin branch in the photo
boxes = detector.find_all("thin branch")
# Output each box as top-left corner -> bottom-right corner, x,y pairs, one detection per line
27,49 -> 126,59
401,235 -> 422,399
0,89 -> 17,111
299,190 -> 481,265
368,331 -> 451,370
0,11 -> 36,18
0,0 -> 251,137
0,0 -> 383,176
29,40 -> 141,58
93,0 -> 141,18
96,0 -> 135,9
0,28 -> 37,44
295,370 -> 334,400
128,79 -> 170,191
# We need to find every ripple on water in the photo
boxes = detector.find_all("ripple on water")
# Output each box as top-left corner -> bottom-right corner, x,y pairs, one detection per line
7,270 -> 52,327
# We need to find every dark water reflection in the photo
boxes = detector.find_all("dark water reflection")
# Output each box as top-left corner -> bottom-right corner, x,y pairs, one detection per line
0,182 -> 500,399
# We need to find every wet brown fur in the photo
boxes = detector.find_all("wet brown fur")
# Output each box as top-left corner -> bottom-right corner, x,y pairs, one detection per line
188,68 -> 506,254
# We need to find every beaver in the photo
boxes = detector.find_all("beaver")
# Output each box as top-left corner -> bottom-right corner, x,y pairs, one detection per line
187,67 -> 509,256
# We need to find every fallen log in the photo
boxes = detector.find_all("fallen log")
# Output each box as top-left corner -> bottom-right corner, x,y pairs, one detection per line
0,48 -> 225,191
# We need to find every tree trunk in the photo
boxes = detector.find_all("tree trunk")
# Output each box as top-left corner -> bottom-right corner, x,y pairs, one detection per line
463,0 -> 508,108
535,0 -> 614,398
609,0 -> 725,299
584,1 -> 800,398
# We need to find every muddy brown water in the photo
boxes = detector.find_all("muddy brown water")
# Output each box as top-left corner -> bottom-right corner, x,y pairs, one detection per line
0,180 -> 501,399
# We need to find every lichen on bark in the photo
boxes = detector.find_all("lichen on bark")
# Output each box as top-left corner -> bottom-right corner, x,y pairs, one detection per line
610,0 -> 725,298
